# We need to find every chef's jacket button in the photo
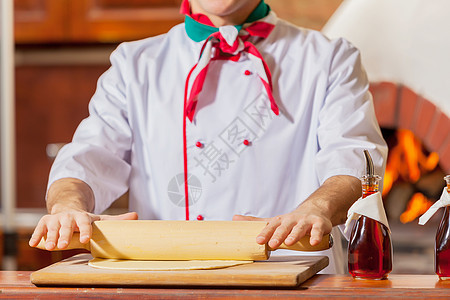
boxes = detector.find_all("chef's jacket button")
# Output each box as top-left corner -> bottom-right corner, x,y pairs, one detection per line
244,70 -> 252,76
196,141 -> 203,148
243,139 -> 251,146
197,215 -> 204,221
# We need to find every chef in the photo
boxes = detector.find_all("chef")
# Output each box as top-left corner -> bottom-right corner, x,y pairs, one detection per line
29,0 -> 387,273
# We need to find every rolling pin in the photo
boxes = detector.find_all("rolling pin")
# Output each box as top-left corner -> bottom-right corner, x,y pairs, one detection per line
36,220 -> 333,261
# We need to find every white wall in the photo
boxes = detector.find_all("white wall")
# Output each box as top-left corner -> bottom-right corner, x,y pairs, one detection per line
323,0 -> 450,117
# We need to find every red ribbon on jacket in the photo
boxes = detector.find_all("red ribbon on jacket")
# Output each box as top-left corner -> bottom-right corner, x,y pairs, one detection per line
182,0 -> 279,122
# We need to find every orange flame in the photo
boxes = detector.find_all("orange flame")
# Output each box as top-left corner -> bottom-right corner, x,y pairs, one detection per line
383,129 -> 440,223
399,193 -> 433,224
383,129 -> 439,196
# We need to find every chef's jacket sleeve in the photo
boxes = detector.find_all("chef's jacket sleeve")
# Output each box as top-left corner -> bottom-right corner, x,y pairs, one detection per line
315,38 -> 388,187
47,43 -> 132,214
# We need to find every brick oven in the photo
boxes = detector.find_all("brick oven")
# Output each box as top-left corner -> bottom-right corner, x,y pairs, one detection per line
371,83 -> 448,172
370,83 -> 448,221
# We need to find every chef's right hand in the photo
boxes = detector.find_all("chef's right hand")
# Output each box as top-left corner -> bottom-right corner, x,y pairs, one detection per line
29,177 -> 139,251
28,211 -> 138,250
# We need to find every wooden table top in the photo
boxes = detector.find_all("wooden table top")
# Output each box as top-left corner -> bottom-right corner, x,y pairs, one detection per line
0,272 -> 449,299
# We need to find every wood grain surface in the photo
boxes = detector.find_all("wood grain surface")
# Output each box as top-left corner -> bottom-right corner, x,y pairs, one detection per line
0,271 -> 449,299
30,254 -> 329,287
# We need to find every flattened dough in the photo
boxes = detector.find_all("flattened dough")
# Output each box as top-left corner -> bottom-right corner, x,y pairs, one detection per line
88,258 -> 253,271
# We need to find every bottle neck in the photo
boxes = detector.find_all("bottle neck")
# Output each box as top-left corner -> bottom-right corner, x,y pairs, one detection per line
362,189 -> 378,198
361,175 -> 381,199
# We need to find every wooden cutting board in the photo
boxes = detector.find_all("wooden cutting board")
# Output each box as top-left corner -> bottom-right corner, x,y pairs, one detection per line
31,254 -> 328,287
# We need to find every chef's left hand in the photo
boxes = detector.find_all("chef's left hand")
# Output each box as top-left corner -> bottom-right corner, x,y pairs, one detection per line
233,204 -> 332,249
233,175 -> 361,249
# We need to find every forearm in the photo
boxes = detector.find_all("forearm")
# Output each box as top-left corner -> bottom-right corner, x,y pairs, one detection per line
298,175 -> 362,226
47,178 -> 95,214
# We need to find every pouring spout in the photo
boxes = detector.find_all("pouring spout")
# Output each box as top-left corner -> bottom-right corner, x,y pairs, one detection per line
363,149 -> 374,177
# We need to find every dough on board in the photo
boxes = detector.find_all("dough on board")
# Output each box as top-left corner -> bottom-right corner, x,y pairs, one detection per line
88,258 -> 253,271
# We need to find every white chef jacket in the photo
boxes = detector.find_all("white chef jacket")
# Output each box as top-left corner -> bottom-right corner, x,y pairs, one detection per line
48,12 -> 388,274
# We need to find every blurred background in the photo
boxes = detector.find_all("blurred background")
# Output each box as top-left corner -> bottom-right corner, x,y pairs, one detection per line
0,0 -> 448,273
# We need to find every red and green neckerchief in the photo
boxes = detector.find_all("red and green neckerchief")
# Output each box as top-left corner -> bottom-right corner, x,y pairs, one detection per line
180,0 -> 279,121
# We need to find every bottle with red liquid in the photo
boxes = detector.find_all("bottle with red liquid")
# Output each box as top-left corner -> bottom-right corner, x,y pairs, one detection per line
436,175 -> 450,280
348,150 -> 392,279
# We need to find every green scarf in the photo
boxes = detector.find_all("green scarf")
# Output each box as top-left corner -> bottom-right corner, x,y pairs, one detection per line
184,1 -> 271,42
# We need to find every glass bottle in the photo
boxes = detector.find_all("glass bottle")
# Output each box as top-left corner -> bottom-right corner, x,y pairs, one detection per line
436,175 -> 450,280
348,150 -> 393,279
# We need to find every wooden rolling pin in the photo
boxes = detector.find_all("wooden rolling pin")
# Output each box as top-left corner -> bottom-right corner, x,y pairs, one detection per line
36,220 -> 333,261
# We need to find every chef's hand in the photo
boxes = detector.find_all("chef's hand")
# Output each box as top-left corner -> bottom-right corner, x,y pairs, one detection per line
233,204 -> 332,249
28,210 -> 138,251
234,175 -> 361,249
28,177 -> 138,251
